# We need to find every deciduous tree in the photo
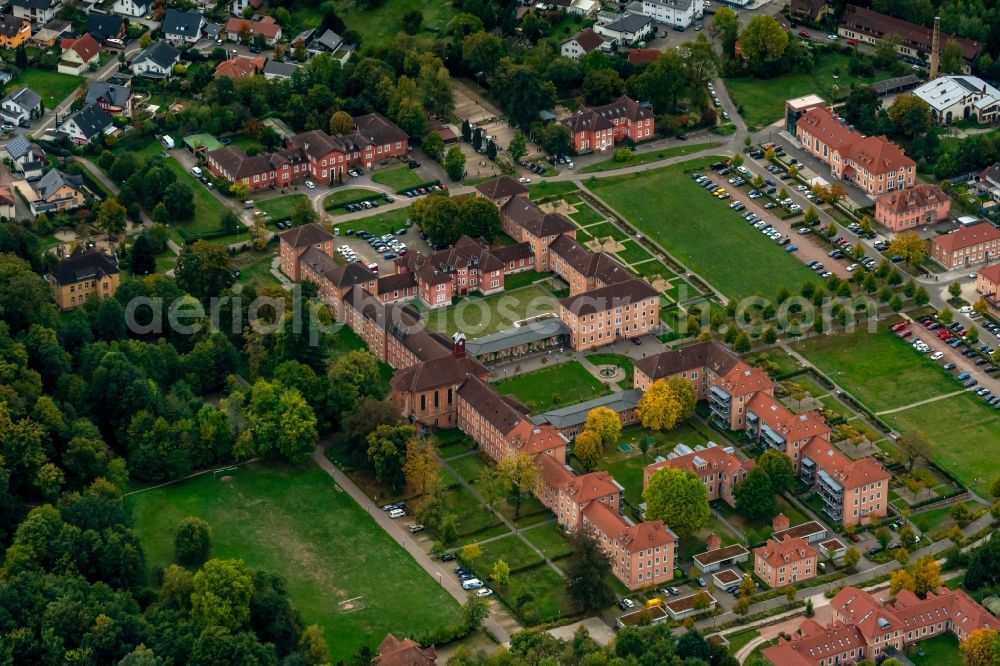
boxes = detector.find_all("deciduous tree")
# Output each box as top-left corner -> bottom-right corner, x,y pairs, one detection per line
959,628 -> 997,666
175,516 -> 213,566
735,467 -> 776,520
888,231 -> 928,267
757,449 -> 794,493
912,554 -> 942,597
584,406 -> 621,448
191,558 -> 255,631
636,377 -> 696,431
565,528 -> 614,612
403,436 -> 438,494
643,466 -> 710,537
366,424 -> 415,493
176,240 -> 235,300
897,430 -> 930,473
573,430 -> 603,473
444,146 -> 465,181
496,451 -> 539,520
738,16 -> 788,73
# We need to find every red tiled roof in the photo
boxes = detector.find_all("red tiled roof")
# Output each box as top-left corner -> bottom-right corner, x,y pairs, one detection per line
628,48 -> 659,65
644,444 -> 754,482
214,55 -> 265,78
931,222 -> 1000,254
978,263 -> 1000,285
223,15 -> 280,40
569,27 -> 607,53
802,439 -> 889,490
719,363 -> 775,397
877,184 -> 947,215
755,535 -> 816,566
61,32 -> 100,62
841,4 -> 980,61
373,633 -> 437,666
634,340 -> 743,382
797,106 -> 860,154
845,135 -> 915,175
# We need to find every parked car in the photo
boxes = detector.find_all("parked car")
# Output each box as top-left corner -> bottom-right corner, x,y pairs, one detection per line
408,523 -> 424,533
618,598 -> 636,610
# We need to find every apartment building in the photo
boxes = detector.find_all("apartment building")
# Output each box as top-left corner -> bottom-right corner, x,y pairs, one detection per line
754,535 -> 818,588
634,340 -> 745,394
584,500 -> 678,589
708,364 -> 777,431
801,439 -> 889,527
549,235 -> 633,296
563,96 -> 655,154
744,393 -> 831,468
393,236 -> 514,309
929,222 -> 1000,269
642,442 -> 754,508
795,105 -> 915,198
764,586 -> 1000,665
874,183 -> 950,231
498,196 -> 577,272
538,455 -> 623,531
49,246 -> 120,310
559,278 -> 660,351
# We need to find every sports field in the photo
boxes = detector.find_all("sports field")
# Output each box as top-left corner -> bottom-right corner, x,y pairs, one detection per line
126,462 -> 461,662
586,159 -> 817,302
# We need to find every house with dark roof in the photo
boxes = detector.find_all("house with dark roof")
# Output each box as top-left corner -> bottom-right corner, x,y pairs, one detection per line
262,59 -> 298,80
560,27 -> 609,60
393,235 -> 511,308
789,0 -> 829,23
161,9 -> 205,44
277,221 -> 335,281
593,12 -> 653,45
86,81 -> 131,116
58,103 -> 113,144
12,0 -> 60,24
58,32 -> 101,74
474,175 -> 528,207
5,133 -> 45,178
49,246 -> 119,310
0,15 -> 31,49
30,169 -> 85,215
130,40 -> 181,78
563,95 -> 654,153
84,11 -> 124,43
307,28 -> 342,53
0,87 -> 42,126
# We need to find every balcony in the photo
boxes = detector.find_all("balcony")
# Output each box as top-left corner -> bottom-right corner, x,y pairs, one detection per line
746,411 -> 759,437
800,457 -> 816,485
759,424 -> 786,452
816,469 -> 844,520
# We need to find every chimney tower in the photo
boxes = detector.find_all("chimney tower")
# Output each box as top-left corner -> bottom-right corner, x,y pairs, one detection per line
929,16 -> 941,79
452,331 -> 467,358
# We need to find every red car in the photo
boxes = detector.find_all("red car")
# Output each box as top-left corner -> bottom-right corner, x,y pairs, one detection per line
847,38 -> 858,46
898,329 -> 912,339
799,30 -> 812,38
439,182 -> 448,190
891,322 -> 907,333
936,330 -> 952,341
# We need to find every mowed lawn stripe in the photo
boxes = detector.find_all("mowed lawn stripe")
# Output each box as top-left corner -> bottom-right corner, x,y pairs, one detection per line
126,462 -> 461,662
586,159 -> 818,301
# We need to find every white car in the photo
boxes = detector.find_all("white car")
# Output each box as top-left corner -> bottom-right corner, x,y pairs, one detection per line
846,263 -> 858,272
960,305 -> 973,314
304,180 -> 316,189
476,588 -> 493,598
518,177 -> 531,184
930,352 -> 945,361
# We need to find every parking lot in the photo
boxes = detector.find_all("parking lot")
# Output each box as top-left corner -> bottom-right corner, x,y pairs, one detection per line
333,226 -> 432,275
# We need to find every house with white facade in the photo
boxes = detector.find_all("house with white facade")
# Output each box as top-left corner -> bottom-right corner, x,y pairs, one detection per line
130,41 -> 181,79
639,0 -> 703,30
593,12 -> 654,46
912,75 -> 1000,125
112,0 -> 151,17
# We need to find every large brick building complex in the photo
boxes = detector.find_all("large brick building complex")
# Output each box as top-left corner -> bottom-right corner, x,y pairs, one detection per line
929,222 -> 1000,269
562,96 -> 654,154
643,442 -> 754,508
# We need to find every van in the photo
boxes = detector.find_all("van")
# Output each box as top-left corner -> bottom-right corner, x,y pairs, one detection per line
366,262 -> 379,274
462,578 -> 483,590
388,508 -> 405,519
191,166 -> 203,178
957,372 -> 971,381
162,135 -> 175,149
243,200 -> 254,209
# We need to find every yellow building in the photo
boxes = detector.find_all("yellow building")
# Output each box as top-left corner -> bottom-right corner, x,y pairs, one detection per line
0,15 -> 31,49
50,247 -> 120,310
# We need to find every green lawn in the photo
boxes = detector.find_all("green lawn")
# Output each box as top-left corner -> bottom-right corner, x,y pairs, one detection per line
424,284 -> 557,338
586,159 -> 818,301
911,500 -> 980,539
493,360 -> 610,412
503,269 -> 546,290
126,462 -> 461,662
256,194 -> 309,222
335,206 -> 412,237
579,142 -> 722,173
908,633 -> 963,666
569,204 -> 605,227
474,534 -> 544,572
615,240 -> 653,265
497,564 -> 574,625
792,325 -> 962,412
527,181 -> 579,201
725,50 -> 882,129
8,69 -> 83,108
725,629 -> 760,656
161,158 -> 232,233
583,221 -> 627,241
449,454 -> 488,484
233,250 -> 279,286
332,0 -> 457,47
225,133 -> 264,154
522,523 -> 574,560
371,166 -> 425,192
585,353 -> 634,387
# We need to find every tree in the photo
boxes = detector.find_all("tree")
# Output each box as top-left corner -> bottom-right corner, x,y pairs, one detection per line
739,16 -> 789,73
96,197 -> 127,236
574,430 -> 603,473
411,195 -> 460,246
462,32 -> 505,76
734,595 -> 750,617
444,146 -> 465,181
875,33 -> 901,68
844,546 -> 860,569
458,196 -> 501,241
491,558 -> 510,586
949,282 -> 962,300
496,452 -> 539,520
677,630 -> 710,662
461,595 -> 489,632
235,379 -> 318,464
582,68 -> 624,105
327,350 -> 385,417
565,528 -> 614,613
461,118 -> 472,142
912,554 -> 942,597
959,628 -> 998,666
888,231 -> 928,267
422,131 -> 444,162
163,182 -> 194,220
401,9 -> 423,35
403,436 -> 438,494
329,110 -> 354,135
889,95 -> 932,138
735,467 -> 777,520
0,254 -> 58,334
191,558 -> 255,631
485,140 -> 497,160
897,430 -> 930,473
299,625 -> 330,665
643,466 -> 711,538
940,39 -> 965,75
508,130 -> 527,164
175,516 -> 212,566
176,240 -> 235,300
711,7 -> 739,56
131,234 -> 155,275
292,197 -> 318,227
803,207 -> 819,226
636,377 -> 696,431
493,60 -> 556,129
842,86 -> 889,136
757,449 -> 794,493
876,527 -> 893,550
889,569 -> 915,595
366,424 -> 415,493
939,307 -> 954,325
459,543 -> 483,564
584,406 -> 621,448
230,181 -> 250,201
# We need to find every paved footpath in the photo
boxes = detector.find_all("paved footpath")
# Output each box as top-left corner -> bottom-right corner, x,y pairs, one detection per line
310,443 -> 519,646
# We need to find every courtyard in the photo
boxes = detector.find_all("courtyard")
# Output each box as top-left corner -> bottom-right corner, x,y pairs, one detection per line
423,284 -> 559,338
493,360 -> 611,412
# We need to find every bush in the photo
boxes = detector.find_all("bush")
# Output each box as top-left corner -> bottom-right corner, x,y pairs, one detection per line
614,148 -> 633,163
174,517 -> 212,566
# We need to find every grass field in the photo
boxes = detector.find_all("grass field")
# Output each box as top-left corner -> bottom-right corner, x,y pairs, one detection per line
333,0 -> 457,47
569,203 -> 605,227
126,462 -> 461,662
494,361 -> 610,412
725,629 -> 760,656
911,500 -> 980,539
371,166 -> 425,192
522,523 -> 574,560
503,269 -> 546,290
616,240 -> 653,265
528,181 -> 579,200
8,69 -> 83,108
256,194 -> 308,222
161,158 -> 231,232
579,142 -> 722,173
499,564 -> 574,624
424,284 -> 557,338
583,221 -> 627,241
336,206 -> 411,236
226,133 -> 265,154
586,159 -> 817,301
725,50 -> 881,129
475,534 -> 544,571
450,453 -> 488,484
908,633 -> 962,666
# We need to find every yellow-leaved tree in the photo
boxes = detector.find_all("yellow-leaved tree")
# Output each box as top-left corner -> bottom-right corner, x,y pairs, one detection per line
636,377 -> 696,431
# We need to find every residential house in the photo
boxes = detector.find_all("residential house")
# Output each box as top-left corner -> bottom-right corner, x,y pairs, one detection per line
764,586 -> 1000,665
0,15 -> 31,49
372,633 -> 437,666
976,264 -> 1000,314
0,87 -> 42,127
977,163 -> 1000,201
744,393 -> 831,467
789,0 -> 829,23
707,364 -> 776,431
643,442 -> 754,508
912,76 -> 1000,125
638,0 -> 704,31
559,278 -> 660,351
4,133 -> 46,179
30,17 -> 70,46
929,222 -> 1000,269
875,183 -> 950,230
800,439 -> 890,527
84,11 -> 124,43
563,96 -> 654,154
230,0 -> 263,16
795,105 -> 915,198
838,5 -> 980,73
213,55 -> 264,79
12,0 -> 60,24
0,186 -> 15,218
583,498 -> 678,589
29,168 -> 85,216
49,246 -> 119,310
130,41 -> 181,78
161,9 -> 205,44
85,80 -> 131,116
58,32 -> 101,74
306,28 -> 342,53
223,15 -> 280,45
560,27 -> 609,60
58,103 -> 113,144
754,536 -> 818,587
593,13 -> 653,46
262,59 -> 298,80
112,0 -> 151,18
